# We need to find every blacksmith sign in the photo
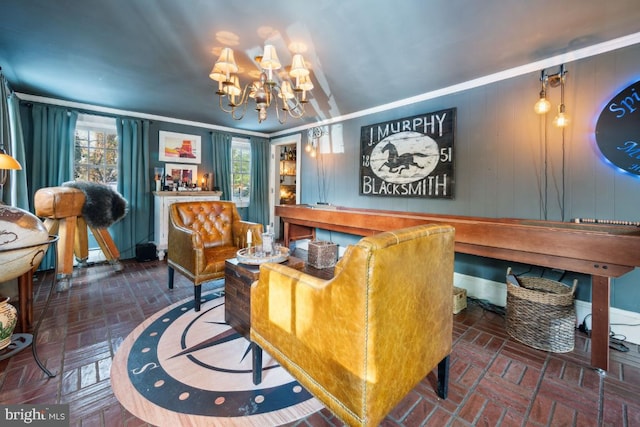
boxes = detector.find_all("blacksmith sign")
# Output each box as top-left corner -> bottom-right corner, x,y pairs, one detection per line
360,108 -> 455,198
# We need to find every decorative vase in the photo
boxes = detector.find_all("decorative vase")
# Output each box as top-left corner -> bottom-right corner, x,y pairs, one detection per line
0,296 -> 18,350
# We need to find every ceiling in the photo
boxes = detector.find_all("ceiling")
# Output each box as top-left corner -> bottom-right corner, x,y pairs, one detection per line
2,0 -> 640,135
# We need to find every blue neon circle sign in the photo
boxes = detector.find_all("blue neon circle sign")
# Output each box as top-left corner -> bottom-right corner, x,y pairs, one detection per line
595,80 -> 640,176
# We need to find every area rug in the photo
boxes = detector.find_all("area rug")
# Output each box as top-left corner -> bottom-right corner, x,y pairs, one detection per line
111,290 -> 323,426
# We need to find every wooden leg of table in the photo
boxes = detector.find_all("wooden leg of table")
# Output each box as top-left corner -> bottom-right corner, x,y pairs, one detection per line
58,216 -> 77,277
74,216 -> 89,265
591,275 -> 610,371
42,218 -> 59,236
90,227 -> 120,261
285,223 -> 316,247
283,222 -> 290,247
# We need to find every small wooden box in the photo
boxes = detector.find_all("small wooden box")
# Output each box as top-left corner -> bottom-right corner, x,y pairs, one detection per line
308,240 -> 338,269
453,286 -> 467,314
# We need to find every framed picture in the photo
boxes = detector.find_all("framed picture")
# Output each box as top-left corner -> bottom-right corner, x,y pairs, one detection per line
159,131 -> 201,164
165,163 -> 198,185
359,108 -> 456,199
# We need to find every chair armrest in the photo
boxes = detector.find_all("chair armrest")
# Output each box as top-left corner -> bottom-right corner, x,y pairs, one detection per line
168,211 -> 204,274
233,221 -> 263,248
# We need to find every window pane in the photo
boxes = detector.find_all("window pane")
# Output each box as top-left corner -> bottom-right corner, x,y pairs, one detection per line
231,140 -> 251,205
74,114 -> 118,186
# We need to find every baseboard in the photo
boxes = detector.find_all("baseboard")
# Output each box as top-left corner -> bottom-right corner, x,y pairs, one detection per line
454,272 -> 640,345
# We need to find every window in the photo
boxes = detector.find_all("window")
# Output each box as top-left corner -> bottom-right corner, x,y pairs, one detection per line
231,138 -> 251,207
74,114 -> 118,188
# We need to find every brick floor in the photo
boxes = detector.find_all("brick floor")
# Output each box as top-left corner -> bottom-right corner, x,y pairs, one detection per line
0,259 -> 639,426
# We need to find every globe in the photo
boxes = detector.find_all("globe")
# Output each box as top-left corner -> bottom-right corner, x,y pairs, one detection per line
0,204 -> 50,282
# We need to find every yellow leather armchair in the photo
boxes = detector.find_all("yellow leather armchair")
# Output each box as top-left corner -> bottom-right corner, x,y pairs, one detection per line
167,201 -> 262,311
250,224 -> 455,426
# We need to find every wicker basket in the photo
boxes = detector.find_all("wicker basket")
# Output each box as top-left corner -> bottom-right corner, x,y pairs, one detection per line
453,286 -> 467,314
506,272 -> 577,353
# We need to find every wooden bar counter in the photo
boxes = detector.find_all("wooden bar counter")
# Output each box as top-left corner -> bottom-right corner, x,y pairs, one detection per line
276,204 -> 640,371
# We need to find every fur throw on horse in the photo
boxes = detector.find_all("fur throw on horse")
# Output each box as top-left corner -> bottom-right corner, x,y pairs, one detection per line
62,181 -> 128,229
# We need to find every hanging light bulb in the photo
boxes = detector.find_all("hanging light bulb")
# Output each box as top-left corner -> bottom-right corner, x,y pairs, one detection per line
554,105 -> 570,127
553,67 -> 569,128
534,71 -> 551,114
534,92 -> 551,114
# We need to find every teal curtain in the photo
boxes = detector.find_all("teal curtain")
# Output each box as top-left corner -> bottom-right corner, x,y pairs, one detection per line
29,104 -> 77,203
0,74 -> 28,208
247,136 -> 270,227
211,131 -> 232,200
28,103 -> 78,269
7,94 -> 28,209
115,118 -> 150,259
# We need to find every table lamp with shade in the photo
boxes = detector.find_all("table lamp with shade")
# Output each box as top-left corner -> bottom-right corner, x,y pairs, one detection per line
0,149 -> 21,170
0,147 -> 22,201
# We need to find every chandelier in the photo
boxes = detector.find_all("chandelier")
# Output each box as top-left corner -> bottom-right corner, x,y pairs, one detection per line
209,45 -> 314,124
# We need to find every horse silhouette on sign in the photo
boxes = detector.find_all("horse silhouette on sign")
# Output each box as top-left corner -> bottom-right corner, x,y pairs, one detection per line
379,142 -> 431,174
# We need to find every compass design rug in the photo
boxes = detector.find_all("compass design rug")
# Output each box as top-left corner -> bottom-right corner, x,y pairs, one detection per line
111,290 -> 322,426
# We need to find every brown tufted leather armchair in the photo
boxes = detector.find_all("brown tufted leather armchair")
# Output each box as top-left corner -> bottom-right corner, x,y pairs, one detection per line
167,201 -> 262,311
250,224 -> 455,426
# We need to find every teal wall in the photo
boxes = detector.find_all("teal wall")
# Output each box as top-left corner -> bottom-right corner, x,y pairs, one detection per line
289,43 -> 640,313
17,43 -> 640,313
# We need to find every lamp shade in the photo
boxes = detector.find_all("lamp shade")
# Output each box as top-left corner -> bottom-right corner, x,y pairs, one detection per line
298,74 -> 314,91
209,65 -> 226,82
278,81 -> 295,100
260,45 -> 281,71
289,54 -> 309,79
0,152 -> 22,170
215,48 -> 239,74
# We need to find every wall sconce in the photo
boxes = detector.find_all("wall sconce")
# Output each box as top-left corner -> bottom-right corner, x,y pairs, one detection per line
534,65 -> 569,128
306,126 -> 326,158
